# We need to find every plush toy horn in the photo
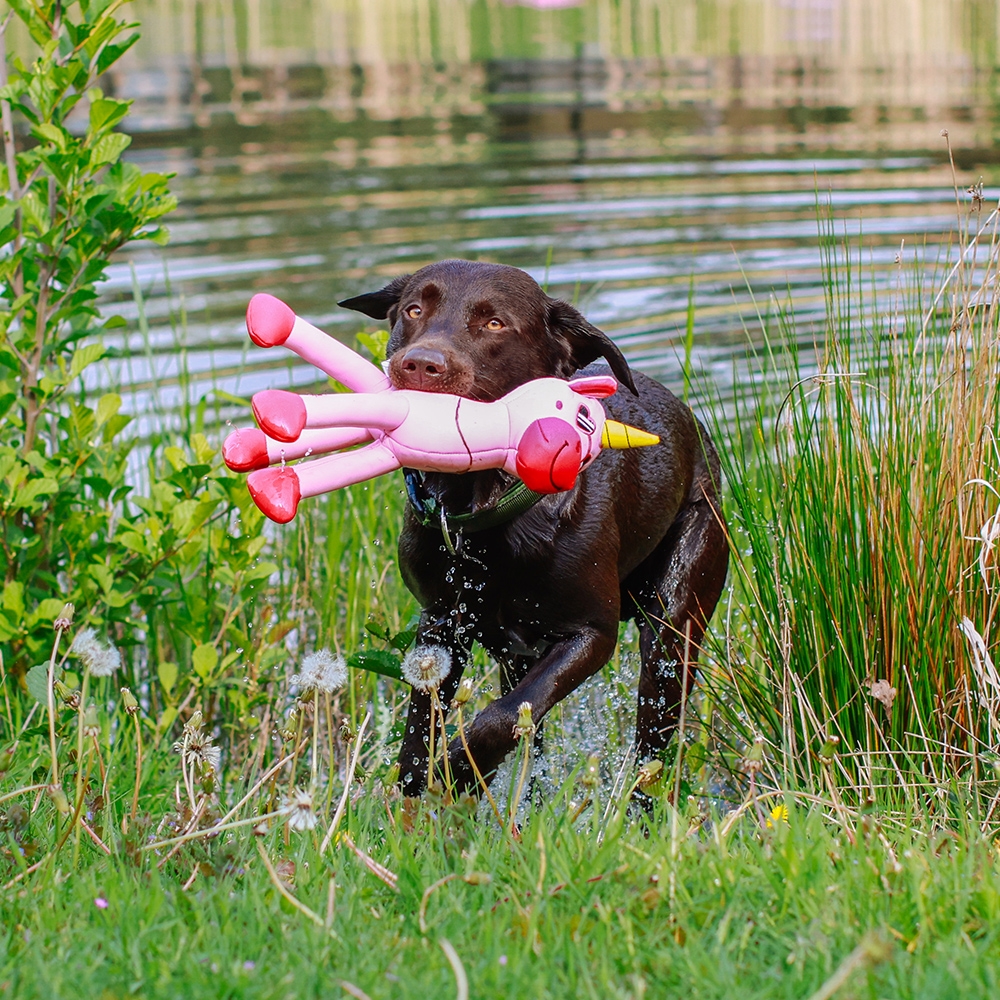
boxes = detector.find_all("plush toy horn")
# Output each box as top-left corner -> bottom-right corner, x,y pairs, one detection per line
601,420 -> 660,449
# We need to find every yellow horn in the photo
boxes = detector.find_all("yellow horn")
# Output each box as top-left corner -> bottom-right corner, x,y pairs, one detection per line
601,420 -> 660,449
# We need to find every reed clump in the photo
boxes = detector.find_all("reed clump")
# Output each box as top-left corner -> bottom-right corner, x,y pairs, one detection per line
710,178 -> 1000,822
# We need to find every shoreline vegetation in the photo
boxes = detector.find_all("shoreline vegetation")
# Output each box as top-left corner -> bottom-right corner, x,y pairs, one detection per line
1,4 -> 1000,998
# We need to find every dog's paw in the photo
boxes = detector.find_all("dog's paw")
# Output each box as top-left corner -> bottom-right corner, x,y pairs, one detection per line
252,389 -> 307,442
222,427 -> 270,472
247,466 -> 301,523
246,293 -> 296,347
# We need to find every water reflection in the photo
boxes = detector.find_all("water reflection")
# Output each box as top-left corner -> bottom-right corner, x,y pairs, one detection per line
87,0 -> 1000,431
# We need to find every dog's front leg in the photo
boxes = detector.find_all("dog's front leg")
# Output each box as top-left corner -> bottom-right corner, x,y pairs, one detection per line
396,607 -> 469,796
446,625 -> 617,793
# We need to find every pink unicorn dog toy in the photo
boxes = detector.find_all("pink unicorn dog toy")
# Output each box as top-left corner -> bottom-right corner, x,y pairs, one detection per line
223,294 -> 659,524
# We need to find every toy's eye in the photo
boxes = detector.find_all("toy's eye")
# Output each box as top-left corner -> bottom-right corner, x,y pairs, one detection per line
405,305 -> 422,319
485,318 -> 504,331
576,406 -> 596,434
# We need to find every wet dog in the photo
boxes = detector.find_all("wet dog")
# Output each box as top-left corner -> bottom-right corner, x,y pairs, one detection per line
339,259 -> 728,796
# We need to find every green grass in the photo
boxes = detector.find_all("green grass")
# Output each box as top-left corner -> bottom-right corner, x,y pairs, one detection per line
2,749 -> 1000,999
8,192 -> 1000,998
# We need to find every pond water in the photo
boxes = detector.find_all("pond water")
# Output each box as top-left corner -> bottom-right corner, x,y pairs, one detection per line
96,0 -> 1000,432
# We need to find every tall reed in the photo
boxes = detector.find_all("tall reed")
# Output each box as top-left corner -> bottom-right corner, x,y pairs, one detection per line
708,196 -> 1000,809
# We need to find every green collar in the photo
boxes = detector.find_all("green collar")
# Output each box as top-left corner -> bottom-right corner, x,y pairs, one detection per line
403,470 -> 545,551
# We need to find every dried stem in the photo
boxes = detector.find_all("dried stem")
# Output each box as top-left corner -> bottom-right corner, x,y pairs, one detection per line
456,707 -> 504,828
320,710 -> 370,855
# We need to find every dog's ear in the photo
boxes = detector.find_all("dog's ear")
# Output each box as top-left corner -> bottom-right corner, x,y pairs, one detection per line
547,299 -> 637,395
338,274 -> 411,323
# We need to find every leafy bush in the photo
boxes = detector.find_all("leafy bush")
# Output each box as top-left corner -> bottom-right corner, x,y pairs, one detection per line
0,2 -> 279,739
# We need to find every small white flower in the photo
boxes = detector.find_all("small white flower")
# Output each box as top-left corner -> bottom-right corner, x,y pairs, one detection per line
71,627 -> 120,677
290,649 -> 348,695
282,788 -> 317,832
401,645 -> 451,691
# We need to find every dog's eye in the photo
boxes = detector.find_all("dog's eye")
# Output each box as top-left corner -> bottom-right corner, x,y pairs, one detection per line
405,305 -> 422,319
485,318 -> 504,331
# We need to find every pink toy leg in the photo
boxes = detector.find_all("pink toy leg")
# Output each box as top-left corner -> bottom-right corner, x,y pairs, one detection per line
252,388 -> 410,441
251,390 -> 306,442
247,442 -> 399,523
246,294 -> 390,394
223,425 -> 373,472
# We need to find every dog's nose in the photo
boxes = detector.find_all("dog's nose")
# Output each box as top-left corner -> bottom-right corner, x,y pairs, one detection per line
399,346 -> 448,388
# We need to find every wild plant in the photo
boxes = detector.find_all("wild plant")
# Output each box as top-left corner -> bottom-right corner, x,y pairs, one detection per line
708,178 -> 1000,825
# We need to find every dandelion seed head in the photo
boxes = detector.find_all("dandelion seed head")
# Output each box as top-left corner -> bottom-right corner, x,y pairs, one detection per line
401,645 -> 451,691
88,644 -> 121,678
71,627 -> 102,664
173,726 -> 221,774
282,788 -> 317,832
71,627 -> 120,677
300,649 -> 348,694
290,648 -> 347,695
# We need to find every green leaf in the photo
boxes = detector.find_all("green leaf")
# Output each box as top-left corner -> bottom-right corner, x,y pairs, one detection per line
90,132 -> 131,168
88,97 -> 130,134
389,628 -> 418,653
158,660 -> 178,695
95,34 -> 140,77
69,342 -> 104,379
13,477 -> 59,508
192,644 -> 218,680
1,580 -> 24,617
32,122 -> 66,149
95,392 -> 122,427
105,589 -> 130,609
347,649 -> 402,680
25,663 -> 54,704
29,599 -> 66,626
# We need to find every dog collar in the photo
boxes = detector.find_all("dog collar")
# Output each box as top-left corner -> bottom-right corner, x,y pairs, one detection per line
403,469 -> 546,547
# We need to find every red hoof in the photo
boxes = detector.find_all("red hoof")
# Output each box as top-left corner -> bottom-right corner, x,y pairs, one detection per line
246,293 -> 296,348
223,427 -> 270,472
247,467 -> 301,523
252,390 -> 306,442
515,417 -> 582,494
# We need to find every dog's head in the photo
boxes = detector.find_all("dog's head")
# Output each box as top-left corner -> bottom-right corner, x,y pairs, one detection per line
338,259 -> 636,401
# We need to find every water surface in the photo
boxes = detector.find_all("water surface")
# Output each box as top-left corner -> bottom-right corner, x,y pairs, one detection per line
90,0 -> 1000,429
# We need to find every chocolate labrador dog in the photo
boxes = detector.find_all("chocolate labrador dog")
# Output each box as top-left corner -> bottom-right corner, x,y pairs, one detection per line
339,259 -> 728,796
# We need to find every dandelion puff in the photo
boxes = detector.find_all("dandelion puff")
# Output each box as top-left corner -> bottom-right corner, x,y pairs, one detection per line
71,627 -> 103,668
88,643 -> 121,678
71,627 -> 120,677
401,645 -> 451,691
290,649 -> 336,694
292,649 -> 347,695
282,788 -> 317,832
